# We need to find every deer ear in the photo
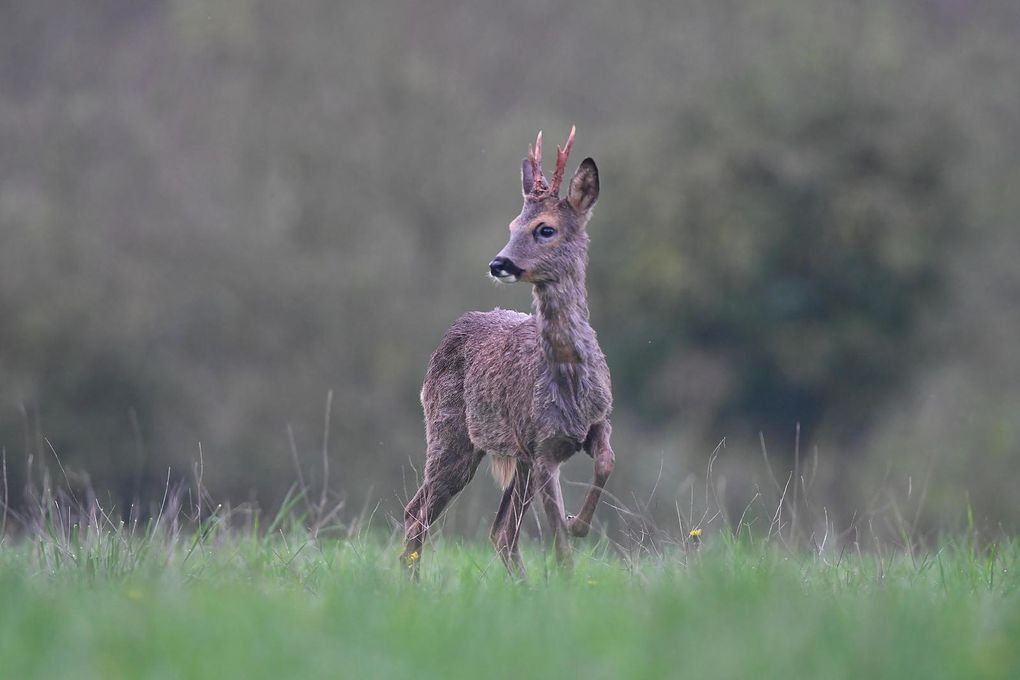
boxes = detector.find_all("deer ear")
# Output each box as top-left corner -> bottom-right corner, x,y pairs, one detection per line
521,158 -> 535,198
567,158 -> 599,214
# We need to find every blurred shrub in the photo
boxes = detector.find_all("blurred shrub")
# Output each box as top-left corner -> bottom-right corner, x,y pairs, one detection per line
596,71 -> 961,447
0,0 -> 1018,527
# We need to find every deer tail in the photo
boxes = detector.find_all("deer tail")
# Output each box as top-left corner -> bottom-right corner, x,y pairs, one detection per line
489,455 -> 517,490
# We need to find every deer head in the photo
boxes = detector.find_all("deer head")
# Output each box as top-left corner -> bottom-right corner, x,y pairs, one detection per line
489,126 -> 600,284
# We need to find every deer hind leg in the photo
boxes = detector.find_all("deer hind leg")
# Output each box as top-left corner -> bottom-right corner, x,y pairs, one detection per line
489,459 -> 533,580
402,433 -> 482,577
568,420 -> 615,538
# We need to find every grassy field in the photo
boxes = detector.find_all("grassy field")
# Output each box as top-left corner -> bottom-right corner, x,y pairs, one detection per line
0,507 -> 1018,680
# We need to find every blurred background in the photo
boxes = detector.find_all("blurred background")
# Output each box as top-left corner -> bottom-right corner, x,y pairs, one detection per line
2,0 -> 1019,540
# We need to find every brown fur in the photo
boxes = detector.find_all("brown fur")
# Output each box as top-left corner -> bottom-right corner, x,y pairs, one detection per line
401,128 -> 616,578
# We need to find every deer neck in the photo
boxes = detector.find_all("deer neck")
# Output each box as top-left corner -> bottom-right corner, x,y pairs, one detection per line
532,261 -> 594,387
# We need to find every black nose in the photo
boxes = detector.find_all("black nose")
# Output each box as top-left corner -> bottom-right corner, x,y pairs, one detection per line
489,256 -> 524,279
489,257 -> 509,277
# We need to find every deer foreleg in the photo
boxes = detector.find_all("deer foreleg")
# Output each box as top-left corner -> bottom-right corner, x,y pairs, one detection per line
490,461 -> 533,580
568,420 -> 614,538
535,462 -> 573,568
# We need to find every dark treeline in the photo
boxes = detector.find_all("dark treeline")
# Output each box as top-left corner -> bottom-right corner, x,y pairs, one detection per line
2,0 -> 1019,534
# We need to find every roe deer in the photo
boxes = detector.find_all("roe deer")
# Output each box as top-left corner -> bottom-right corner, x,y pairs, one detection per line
401,126 -> 614,578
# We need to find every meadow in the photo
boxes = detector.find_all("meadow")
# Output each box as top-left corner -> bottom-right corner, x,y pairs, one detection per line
1,487 -> 1017,680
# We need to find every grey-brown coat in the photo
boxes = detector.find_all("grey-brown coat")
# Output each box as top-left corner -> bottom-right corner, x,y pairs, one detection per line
402,127 -> 615,577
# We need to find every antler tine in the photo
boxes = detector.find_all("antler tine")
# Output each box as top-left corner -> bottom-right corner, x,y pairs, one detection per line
550,125 -> 576,195
529,130 -> 547,193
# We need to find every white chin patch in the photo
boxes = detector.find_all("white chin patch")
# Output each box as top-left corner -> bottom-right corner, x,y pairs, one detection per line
491,273 -> 518,284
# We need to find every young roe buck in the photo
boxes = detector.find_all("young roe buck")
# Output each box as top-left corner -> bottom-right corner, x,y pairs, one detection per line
402,126 -> 615,577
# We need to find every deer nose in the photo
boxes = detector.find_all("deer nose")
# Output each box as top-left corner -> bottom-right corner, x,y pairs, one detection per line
489,256 -> 524,280
489,257 -> 509,277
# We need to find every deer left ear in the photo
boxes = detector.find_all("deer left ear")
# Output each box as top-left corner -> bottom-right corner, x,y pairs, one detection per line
567,158 -> 599,215
521,158 -> 535,198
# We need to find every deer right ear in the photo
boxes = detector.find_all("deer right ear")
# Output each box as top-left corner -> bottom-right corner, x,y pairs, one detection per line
567,158 -> 599,214
521,158 -> 535,198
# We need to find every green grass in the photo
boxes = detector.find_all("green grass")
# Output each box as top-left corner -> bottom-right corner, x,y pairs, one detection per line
0,519 -> 1018,680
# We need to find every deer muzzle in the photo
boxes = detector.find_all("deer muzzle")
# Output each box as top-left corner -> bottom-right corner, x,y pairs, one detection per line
488,256 -> 524,283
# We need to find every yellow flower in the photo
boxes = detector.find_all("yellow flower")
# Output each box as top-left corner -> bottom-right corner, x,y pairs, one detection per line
407,551 -> 420,564
688,529 -> 702,540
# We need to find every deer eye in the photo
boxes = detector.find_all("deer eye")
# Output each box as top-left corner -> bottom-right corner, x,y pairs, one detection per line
535,224 -> 557,239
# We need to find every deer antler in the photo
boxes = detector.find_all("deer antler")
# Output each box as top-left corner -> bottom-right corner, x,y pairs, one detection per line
527,126 -> 576,198
527,130 -> 547,194
549,125 -> 576,196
